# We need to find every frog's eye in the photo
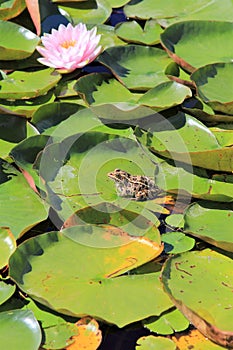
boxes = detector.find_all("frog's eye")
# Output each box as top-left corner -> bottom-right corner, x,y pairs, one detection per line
115,168 -> 121,172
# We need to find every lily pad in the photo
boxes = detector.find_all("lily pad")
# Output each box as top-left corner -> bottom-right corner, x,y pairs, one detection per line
124,0 -> 233,25
59,0 -> 112,25
156,159 -> 233,202
115,20 -> 163,45
0,227 -> 16,269
97,24 -> 126,49
184,201 -> 233,252
191,62 -> 233,115
143,308 -> 189,335
138,81 -> 192,110
0,309 -> 42,350
172,328 -> 230,349
136,336 -> 176,350
140,111 -> 233,172
161,21 -> 233,72
0,20 -> 39,60
97,45 -> 172,90
0,159 -> 48,238
161,249 -> 233,348
0,281 -> 16,305
0,69 -> 61,99
74,73 -> 138,106
106,0 -> 129,7
9,229 -> 172,327
0,0 -> 26,21
162,232 -> 195,255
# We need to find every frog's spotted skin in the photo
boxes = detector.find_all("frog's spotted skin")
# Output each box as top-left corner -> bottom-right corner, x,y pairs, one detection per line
108,169 -> 164,201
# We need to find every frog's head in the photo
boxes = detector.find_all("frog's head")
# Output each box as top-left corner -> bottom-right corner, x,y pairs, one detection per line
107,169 -> 130,183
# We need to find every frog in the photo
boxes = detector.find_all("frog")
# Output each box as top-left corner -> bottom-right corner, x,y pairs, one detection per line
107,168 -> 164,201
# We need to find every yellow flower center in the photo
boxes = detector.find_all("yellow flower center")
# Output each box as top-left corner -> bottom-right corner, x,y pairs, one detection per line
60,40 -> 76,49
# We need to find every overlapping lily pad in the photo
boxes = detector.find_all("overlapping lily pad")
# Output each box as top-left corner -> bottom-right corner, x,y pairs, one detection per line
0,159 -> 48,238
0,227 -> 16,268
115,19 -> 163,45
161,249 -> 233,348
0,0 -> 26,21
59,0 -> 112,25
161,21 -> 233,72
140,111 -> 233,172
0,20 -> 39,60
184,201 -> 233,252
136,336 -> 176,350
124,0 -> 233,25
98,45 -> 172,90
0,309 -> 42,350
191,62 -> 233,115
0,281 -> 16,305
138,81 -> 192,110
0,69 -> 61,99
9,229 -> 172,327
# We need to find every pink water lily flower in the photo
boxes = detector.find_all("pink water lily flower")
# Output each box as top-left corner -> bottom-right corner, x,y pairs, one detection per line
36,23 -> 102,73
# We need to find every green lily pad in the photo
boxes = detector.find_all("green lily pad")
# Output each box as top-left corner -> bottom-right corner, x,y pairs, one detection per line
0,227 -> 16,269
0,69 -> 61,99
59,0 -> 112,25
124,0 -> 233,25
0,309 -> 42,350
0,159 -> 48,238
10,135 -> 50,190
143,308 -> 189,335
24,299 -> 78,350
161,249 -> 233,348
9,229 -> 172,327
75,73 -> 138,106
136,336 -> 176,350
162,232 -> 195,255
138,81 -> 192,110
32,102 -> 83,133
115,20 -> 163,45
63,202 -> 162,242
0,281 -> 16,305
97,24 -> 126,49
139,111 -> 233,172
0,20 -> 39,60
191,62 -> 233,115
156,159 -> 233,202
161,21 -> 233,72
97,45 -> 172,90
91,103 -> 157,121
106,0 -> 129,7
0,89 -> 56,118
184,201 -> 233,252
